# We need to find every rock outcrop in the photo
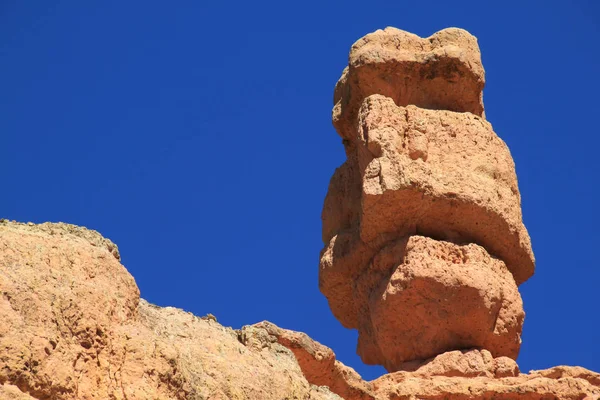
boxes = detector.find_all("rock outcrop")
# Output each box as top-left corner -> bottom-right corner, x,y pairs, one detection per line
0,221 -> 341,400
320,27 -> 534,370
0,220 -> 598,398
260,323 -> 600,400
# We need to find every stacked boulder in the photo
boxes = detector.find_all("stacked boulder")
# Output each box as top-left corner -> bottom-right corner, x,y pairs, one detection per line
319,27 -> 535,372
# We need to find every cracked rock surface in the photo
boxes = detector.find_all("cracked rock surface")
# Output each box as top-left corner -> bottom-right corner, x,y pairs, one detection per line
320,27 -> 535,370
0,221 -> 341,400
0,220 -> 598,399
355,236 -> 524,371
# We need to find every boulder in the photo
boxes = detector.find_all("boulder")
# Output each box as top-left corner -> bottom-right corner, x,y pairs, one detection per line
357,236 -> 524,371
332,27 -> 486,141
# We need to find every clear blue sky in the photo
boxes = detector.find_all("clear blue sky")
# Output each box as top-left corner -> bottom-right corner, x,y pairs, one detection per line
1,1 -> 598,381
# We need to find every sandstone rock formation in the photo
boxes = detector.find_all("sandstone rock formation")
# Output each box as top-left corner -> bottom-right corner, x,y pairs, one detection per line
356,236 -> 524,372
0,221 -> 343,400
261,323 -> 600,400
320,27 -> 535,370
0,220 -> 598,399
1,27 -> 598,400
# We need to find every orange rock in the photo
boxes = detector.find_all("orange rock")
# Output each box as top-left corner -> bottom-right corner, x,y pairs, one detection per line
357,236 -> 524,370
320,27 -> 535,370
371,366 -> 600,399
0,384 -> 38,400
0,220 -> 597,399
0,221 -> 139,399
257,320 -> 600,400
395,349 -> 520,378
0,27 -> 596,400
323,94 -> 534,288
333,27 -> 485,141
0,221 -> 341,400
254,321 -> 374,400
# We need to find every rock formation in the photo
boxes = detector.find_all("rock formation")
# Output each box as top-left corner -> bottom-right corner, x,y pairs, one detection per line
1,220 -> 599,399
0,221 -> 341,400
1,27 -> 598,400
320,27 -> 534,371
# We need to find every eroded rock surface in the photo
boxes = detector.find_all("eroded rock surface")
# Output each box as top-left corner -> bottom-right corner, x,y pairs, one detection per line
320,27 -> 535,370
332,27 -> 486,141
0,221 -> 597,399
0,221 -> 340,400
258,325 -> 600,400
356,236 -> 524,371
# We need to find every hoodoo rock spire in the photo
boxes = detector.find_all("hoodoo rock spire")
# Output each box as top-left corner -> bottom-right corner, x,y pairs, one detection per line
320,27 -> 535,372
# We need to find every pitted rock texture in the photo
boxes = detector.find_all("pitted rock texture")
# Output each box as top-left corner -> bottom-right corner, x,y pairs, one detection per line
253,321 -> 373,400
0,384 -> 38,400
320,27 -> 535,369
0,220 -> 598,399
333,27 -> 486,142
255,321 -> 600,400
327,94 -> 534,285
356,236 -> 524,370
395,349 -> 520,379
0,221 -> 341,400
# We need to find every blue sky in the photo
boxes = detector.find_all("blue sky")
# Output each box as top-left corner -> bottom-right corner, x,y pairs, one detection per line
1,1 -> 598,381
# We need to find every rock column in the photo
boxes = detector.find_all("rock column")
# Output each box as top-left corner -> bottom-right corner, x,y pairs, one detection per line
319,27 -> 535,372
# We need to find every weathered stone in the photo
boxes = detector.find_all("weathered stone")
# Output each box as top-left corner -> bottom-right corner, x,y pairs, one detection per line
0,221 -> 341,400
357,236 -> 524,370
0,220 -> 597,399
0,384 -> 38,400
0,26 -> 597,400
323,94 -> 534,289
333,27 -> 486,141
320,27 -> 535,370
254,321 -> 375,400
395,349 -> 519,378
259,320 -> 600,400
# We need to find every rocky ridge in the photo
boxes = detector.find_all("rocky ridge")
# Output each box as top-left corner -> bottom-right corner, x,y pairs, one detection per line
1,220 -> 599,399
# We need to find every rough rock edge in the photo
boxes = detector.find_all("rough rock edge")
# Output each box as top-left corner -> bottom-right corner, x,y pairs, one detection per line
0,384 -> 38,400
0,219 -> 340,400
1,220 -> 597,399
321,26 -> 535,371
0,219 -> 120,261
253,320 -> 600,400
137,300 -> 344,399
333,27 -> 486,142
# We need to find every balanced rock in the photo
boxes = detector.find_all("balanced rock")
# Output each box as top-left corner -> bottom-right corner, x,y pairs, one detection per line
320,27 -> 534,370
